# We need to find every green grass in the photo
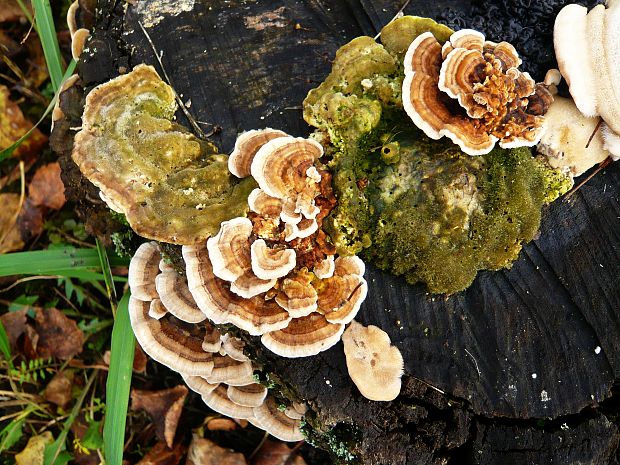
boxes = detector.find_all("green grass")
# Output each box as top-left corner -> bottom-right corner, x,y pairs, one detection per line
0,246 -> 128,282
33,0 -> 63,92
103,292 -> 135,465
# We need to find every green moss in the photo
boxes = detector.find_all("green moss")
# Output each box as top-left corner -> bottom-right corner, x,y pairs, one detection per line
303,16 -> 572,294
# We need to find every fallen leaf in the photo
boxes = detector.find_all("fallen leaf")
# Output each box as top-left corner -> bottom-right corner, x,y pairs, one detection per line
0,309 -> 28,349
250,440 -> 306,465
137,441 -> 186,465
131,385 -> 188,448
17,197 -> 44,242
15,431 -> 53,465
0,85 -> 47,158
206,418 -> 238,431
35,308 -> 84,360
43,370 -> 74,408
28,162 -> 66,210
0,193 -> 25,254
186,436 -> 247,465
0,0 -> 28,22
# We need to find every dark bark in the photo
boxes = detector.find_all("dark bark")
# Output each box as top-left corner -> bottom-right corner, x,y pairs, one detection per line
52,0 -> 620,463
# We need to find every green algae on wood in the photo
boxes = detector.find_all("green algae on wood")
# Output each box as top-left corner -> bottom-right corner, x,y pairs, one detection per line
303,16 -> 571,294
72,64 -> 255,245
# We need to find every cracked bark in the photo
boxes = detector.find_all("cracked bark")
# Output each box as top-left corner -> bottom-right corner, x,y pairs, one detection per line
51,0 -> 620,463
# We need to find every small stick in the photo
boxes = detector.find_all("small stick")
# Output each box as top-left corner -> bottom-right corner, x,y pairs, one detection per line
564,157 -> 612,200
138,21 -> 211,140
585,117 -> 603,149
374,0 -> 412,39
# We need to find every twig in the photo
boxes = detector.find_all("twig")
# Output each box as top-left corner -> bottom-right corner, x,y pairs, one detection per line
564,157 -> 612,200
464,348 -> 481,377
374,0 -> 412,39
138,21 -> 212,140
585,118 -> 603,149
0,275 -> 62,293
283,440 -> 306,465
248,430 -> 269,460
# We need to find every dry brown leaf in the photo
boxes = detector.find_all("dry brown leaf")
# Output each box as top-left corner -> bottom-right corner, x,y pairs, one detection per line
17,197 -> 44,241
186,436 -> 247,465
15,431 -> 53,465
0,193 -> 24,253
131,385 -> 188,448
137,441 -> 186,465
250,440 -> 306,465
0,0 -> 28,23
0,309 -> 28,349
28,162 -> 66,209
206,418 -> 238,431
34,308 -> 84,360
0,85 -> 47,158
43,370 -> 74,408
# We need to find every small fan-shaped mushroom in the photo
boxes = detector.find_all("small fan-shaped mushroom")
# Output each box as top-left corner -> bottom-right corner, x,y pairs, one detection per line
316,274 -> 367,324
148,299 -> 168,320
250,136 -> 323,201
220,334 -> 248,362
71,28 -> 90,60
227,384 -> 268,408
128,242 -> 161,301
181,374 -> 218,396
275,271 -> 318,318
202,385 -> 255,420
67,0 -> 79,37
183,245 -> 291,335
207,217 -> 254,282
314,256 -> 335,279
261,313 -> 344,358
250,240 -> 296,280
248,188 -> 283,218
334,256 -> 366,277
253,397 -> 304,442
155,269 -> 206,323
342,321 -> 404,401
228,128 -> 288,178
206,355 -> 254,386
284,402 -> 307,420
202,326 -> 222,353
128,297 -> 214,376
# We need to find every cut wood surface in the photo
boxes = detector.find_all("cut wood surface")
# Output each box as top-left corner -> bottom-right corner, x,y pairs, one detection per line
55,0 -> 620,463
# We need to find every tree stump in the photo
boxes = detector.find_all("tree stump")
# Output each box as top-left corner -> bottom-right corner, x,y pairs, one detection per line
52,0 -> 620,463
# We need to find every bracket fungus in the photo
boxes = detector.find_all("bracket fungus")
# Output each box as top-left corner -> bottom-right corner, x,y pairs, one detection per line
554,0 -> 620,160
181,129 -> 368,357
342,321 -> 404,402
72,64 -> 255,244
403,29 -> 551,155
128,242 -> 307,441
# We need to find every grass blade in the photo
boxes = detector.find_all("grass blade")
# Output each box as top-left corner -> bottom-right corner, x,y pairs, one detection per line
32,0 -> 63,91
103,292 -> 135,465
96,239 -> 118,312
0,320 -> 12,364
0,246 -> 129,281
0,61 -> 76,161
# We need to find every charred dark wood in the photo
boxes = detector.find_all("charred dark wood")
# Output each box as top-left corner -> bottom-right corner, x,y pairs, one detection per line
52,0 -> 620,463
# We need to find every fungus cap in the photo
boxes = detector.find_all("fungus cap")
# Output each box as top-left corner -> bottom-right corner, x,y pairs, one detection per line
155,269 -> 206,323
317,274 -> 368,325
250,136 -> 323,200
128,297 -> 214,376
148,299 -> 168,320
228,128 -> 288,178
253,397 -> 304,442
128,242 -> 161,301
183,245 -> 291,335
248,188 -> 283,218
275,272 -> 318,318
206,355 -> 254,386
72,64 -> 254,245
202,385 -> 254,420
71,28 -> 90,60
250,239 -> 297,280
261,313 -> 344,358
181,374 -> 218,397
226,384 -> 268,408
342,321 -> 404,401
220,334 -> 249,362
